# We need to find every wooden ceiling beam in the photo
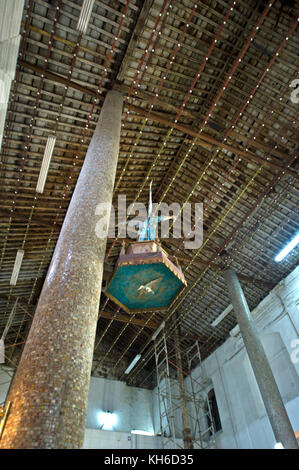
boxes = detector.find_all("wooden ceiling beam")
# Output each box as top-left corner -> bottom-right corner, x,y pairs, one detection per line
19,60 -> 99,98
115,84 -> 293,163
115,83 -> 196,120
0,293 -> 34,307
14,69 -> 292,166
99,310 -> 158,330
116,0 -> 154,82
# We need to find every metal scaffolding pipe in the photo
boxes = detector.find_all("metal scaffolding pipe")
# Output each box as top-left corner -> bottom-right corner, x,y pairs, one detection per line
174,326 -> 194,449
223,268 -> 298,449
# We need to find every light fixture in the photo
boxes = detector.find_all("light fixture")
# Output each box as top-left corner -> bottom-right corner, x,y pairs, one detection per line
76,0 -> 95,34
274,232 -> 299,262
0,298 -> 18,363
98,411 -> 117,430
211,304 -> 233,328
131,430 -> 155,436
10,250 -> 24,285
0,339 -> 4,364
36,136 -> 56,194
124,354 -> 141,374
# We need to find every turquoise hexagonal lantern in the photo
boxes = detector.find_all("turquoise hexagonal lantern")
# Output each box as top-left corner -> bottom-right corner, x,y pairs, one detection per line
105,241 -> 187,313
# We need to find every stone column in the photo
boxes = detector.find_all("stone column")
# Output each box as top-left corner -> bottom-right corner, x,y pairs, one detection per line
223,268 -> 298,449
0,90 -> 123,448
174,327 -> 193,449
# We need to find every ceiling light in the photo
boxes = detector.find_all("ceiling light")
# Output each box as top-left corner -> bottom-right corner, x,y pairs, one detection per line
124,354 -> 141,374
211,304 -> 233,327
36,136 -> 56,194
10,250 -> 24,286
98,411 -> 117,430
77,0 -> 95,34
0,339 -> 4,364
274,232 -> 299,262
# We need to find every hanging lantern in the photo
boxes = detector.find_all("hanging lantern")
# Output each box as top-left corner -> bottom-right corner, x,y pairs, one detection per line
105,240 -> 186,313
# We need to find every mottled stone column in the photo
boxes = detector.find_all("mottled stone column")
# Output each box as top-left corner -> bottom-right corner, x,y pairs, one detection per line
0,90 -> 123,448
174,327 -> 193,449
223,269 -> 298,449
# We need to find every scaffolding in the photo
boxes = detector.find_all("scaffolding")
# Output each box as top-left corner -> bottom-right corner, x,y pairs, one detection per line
153,328 -> 216,449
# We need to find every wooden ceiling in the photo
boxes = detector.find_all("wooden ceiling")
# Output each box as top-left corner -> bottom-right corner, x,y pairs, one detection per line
0,0 -> 298,388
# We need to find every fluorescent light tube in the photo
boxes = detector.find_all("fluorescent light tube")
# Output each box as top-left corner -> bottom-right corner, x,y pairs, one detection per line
151,321 -> 165,341
36,136 -> 56,194
10,249 -> 24,286
124,354 -> 141,374
274,232 -> 299,262
77,0 -> 95,34
211,304 -> 233,328
131,430 -> 155,436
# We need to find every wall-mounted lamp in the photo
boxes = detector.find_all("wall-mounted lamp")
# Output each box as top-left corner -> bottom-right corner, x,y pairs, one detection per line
131,430 -> 155,436
98,411 -> 117,430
